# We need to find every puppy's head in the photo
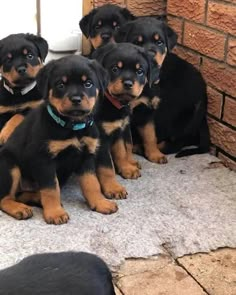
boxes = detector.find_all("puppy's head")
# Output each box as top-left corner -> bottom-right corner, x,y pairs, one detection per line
79,4 -> 135,49
92,43 -> 160,104
115,17 -> 177,68
37,55 -> 109,121
0,33 -> 48,88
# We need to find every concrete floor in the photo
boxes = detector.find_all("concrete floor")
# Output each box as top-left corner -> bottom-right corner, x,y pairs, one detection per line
113,248 -> 236,295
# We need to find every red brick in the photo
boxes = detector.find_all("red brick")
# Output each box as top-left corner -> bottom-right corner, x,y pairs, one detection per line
223,97 -> 236,127
127,0 -> 166,16
227,37 -> 236,67
207,86 -> 223,118
183,22 -> 226,60
172,46 -> 201,68
167,0 -> 205,23
168,16 -> 183,44
207,1 -> 236,35
94,0 -> 125,7
208,118 -> 236,157
201,58 -> 236,97
218,153 -> 236,171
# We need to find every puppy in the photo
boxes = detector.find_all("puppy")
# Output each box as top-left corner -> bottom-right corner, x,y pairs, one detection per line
79,3 -> 135,52
0,33 -> 48,144
93,43 -> 159,181
115,17 -> 210,159
0,55 -> 118,225
0,252 -> 115,295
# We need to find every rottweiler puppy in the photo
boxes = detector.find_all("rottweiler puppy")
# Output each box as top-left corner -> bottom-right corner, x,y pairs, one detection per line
79,3 -> 135,52
0,33 -> 48,144
0,55 -> 118,225
115,17 -> 210,159
93,43 -> 159,180
0,252 -> 115,295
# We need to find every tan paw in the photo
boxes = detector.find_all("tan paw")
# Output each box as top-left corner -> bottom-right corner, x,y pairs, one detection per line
102,182 -> 128,199
129,159 -> 142,169
8,203 -> 33,220
146,151 -> 168,164
119,164 -> 141,179
44,207 -> 69,225
91,199 -> 118,214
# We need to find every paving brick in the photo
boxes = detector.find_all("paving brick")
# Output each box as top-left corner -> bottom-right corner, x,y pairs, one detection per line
208,118 -> 236,157
127,0 -> 166,16
94,0 -> 125,7
218,153 -> 236,171
227,37 -> 236,67
223,96 -> 236,127
167,0 -> 205,23
201,58 -> 236,97
178,249 -> 236,295
207,86 -> 223,118
183,22 -> 226,60
207,1 -> 236,35
173,46 -> 201,68
168,16 -> 183,44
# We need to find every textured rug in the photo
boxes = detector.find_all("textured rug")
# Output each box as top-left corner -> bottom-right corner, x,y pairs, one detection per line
0,154 -> 236,270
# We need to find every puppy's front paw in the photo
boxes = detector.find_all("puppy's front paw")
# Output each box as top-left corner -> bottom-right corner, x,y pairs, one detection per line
129,159 -> 141,169
102,181 -> 127,199
146,150 -> 168,164
8,203 -> 33,220
44,207 -> 69,225
119,164 -> 141,179
91,199 -> 118,214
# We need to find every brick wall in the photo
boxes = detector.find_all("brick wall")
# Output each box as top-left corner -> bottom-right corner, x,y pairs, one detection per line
86,0 -> 236,170
167,0 -> 236,170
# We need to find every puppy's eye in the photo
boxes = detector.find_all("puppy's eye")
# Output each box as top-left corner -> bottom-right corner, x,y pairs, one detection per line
136,68 -> 144,76
113,23 -> 120,30
111,65 -> 119,73
155,39 -> 164,46
84,80 -> 93,88
56,82 -> 65,89
134,40 -> 142,45
26,53 -> 34,59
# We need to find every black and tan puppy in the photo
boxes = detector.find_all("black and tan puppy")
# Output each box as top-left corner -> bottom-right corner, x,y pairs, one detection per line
0,33 -> 48,144
0,55 -> 118,225
0,252 -> 115,295
115,17 -> 210,159
79,3 -> 135,52
93,43 -> 159,181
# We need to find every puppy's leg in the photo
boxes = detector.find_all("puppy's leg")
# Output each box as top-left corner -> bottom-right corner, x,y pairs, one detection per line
112,138 -> 141,179
77,156 -> 118,214
0,114 -> 24,144
40,177 -> 69,225
124,125 -> 141,169
138,121 -> 167,164
0,165 -> 33,219
17,191 -> 42,207
96,144 -> 127,199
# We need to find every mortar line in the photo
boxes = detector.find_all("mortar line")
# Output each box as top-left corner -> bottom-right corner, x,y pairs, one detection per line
114,282 -> 125,295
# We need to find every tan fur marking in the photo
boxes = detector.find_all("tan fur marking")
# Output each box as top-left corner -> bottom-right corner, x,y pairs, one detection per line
1,67 -> 19,86
81,136 -> 99,154
117,61 -> 123,68
98,20 -> 102,26
102,117 -> 129,135
78,173 -> 118,214
154,48 -> 167,67
151,96 -> 161,109
48,138 -> 81,157
0,114 -> 24,144
90,35 -> 103,49
23,48 -> 28,54
130,96 -> 150,110
138,35 -> 143,42
27,63 -> 43,78
81,75 -> 87,81
108,79 -> 144,98
0,99 -> 43,114
62,76 -> 67,83
154,34 -> 159,40
136,63 -> 140,69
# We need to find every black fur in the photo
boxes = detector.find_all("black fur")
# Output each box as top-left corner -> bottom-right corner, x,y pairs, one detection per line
115,17 -> 210,158
0,252 -> 115,295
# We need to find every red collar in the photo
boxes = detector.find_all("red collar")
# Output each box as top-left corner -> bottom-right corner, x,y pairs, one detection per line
105,91 -> 125,109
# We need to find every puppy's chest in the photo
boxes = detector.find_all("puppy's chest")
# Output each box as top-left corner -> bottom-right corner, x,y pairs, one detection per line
48,136 -> 99,157
101,116 -> 130,136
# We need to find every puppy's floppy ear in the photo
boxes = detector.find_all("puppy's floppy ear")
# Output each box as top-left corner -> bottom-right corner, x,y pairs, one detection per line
79,9 -> 97,38
120,8 -> 136,21
114,21 -> 134,43
92,43 -> 117,65
90,60 -> 109,95
163,23 -> 178,51
36,60 -> 56,99
25,34 -> 49,62
140,49 -> 160,87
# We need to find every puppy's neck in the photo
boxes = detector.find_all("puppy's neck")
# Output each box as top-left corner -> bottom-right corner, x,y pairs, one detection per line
3,80 -> 37,96
105,91 -> 130,110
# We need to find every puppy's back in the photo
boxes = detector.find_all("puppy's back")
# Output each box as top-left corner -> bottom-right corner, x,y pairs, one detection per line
0,252 -> 115,295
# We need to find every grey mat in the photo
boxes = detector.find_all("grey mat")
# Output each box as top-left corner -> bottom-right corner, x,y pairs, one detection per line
0,154 -> 236,270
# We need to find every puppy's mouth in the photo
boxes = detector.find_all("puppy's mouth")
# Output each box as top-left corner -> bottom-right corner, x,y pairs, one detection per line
111,93 -> 136,104
13,76 -> 35,87
59,109 -> 91,119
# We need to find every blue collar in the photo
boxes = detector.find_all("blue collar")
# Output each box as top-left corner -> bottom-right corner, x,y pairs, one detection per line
47,104 -> 93,130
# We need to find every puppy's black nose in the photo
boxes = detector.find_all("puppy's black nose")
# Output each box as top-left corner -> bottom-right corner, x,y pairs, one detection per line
101,33 -> 111,41
123,80 -> 133,89
17,66 -> 27,75
70,96 -> 82,104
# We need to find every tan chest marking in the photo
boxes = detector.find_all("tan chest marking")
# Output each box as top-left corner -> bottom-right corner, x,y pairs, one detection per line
48,136 -> 99,157
0,100 -> 43,114
102,117 -> 129,135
